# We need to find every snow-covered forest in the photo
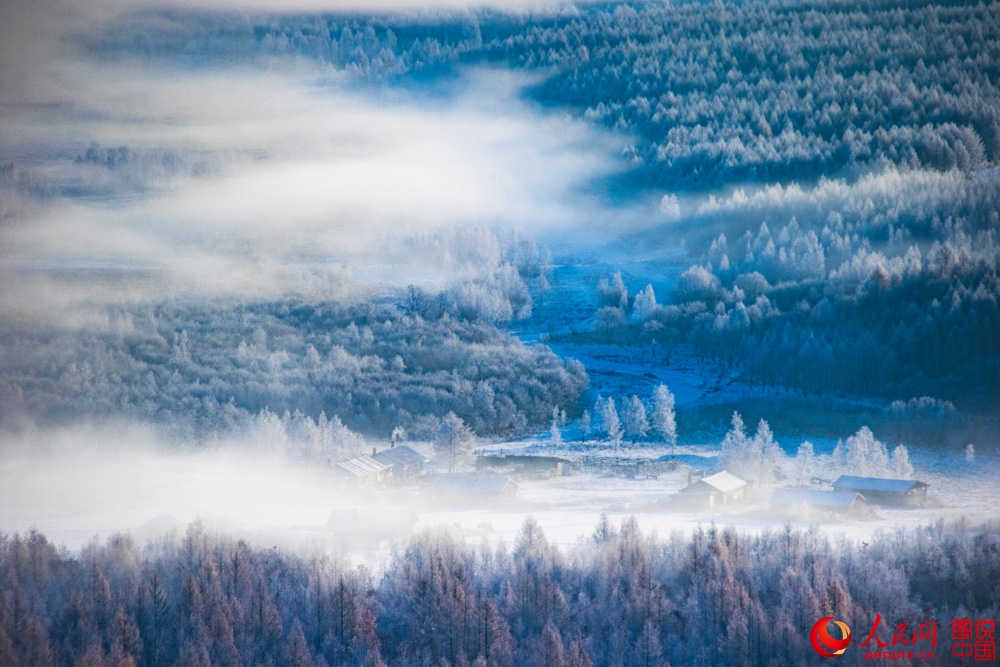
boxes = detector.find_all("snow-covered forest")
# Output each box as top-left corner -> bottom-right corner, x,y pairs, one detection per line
1,0 -> 999,664
2,517 -> 998,666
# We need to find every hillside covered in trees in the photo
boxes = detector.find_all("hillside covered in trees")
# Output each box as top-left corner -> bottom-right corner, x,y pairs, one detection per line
0,295 -> 587,440
9,0 -> 985,411
92,0 -> 1000,184
1,2 -> 999,665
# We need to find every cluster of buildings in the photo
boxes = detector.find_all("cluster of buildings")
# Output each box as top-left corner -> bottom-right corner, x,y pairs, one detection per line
333,444 -> 427,484
330,444 -> 929,516
331,444 -> 521,501
676,469 -> 929,515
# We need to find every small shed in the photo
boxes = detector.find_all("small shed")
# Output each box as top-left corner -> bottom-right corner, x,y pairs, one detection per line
427,473 -> 519,500
832,475 -> 928,506
771,488 -> 868,515
334,454 -> 390,484
679,470 -> 747,508
372,445 -> 427,481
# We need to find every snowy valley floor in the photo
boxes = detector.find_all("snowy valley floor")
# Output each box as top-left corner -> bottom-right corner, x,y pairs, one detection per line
2,434 -> 997,569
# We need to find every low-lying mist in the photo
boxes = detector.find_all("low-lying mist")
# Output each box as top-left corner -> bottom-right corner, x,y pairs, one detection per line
0,420 -> 411,555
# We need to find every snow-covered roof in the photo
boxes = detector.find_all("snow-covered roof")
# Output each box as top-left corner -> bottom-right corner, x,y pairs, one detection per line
372,445 -> 426,467
335,454 -> 390,478
684,470 -> 747,494
833,475 -> 927,493
428,473 -> 517,496
703,470 -> 748,493
772,488 -> 865,509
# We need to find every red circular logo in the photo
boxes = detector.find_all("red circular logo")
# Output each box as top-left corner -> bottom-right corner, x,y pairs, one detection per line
810,616 -> 852,658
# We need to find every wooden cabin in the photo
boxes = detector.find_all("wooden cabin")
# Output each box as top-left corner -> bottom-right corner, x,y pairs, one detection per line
372,445 -> 427,481
333,454 -> 391,484
678,470 -> 748,508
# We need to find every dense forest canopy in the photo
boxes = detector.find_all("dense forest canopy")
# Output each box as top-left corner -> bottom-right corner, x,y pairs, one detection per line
2,518 -> 997,666
0,295 -> 587,440
92,0 -> 1000,185
33,0 -> 990,411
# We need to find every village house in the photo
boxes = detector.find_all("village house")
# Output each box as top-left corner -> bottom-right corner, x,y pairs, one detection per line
678,470 -> 748,508
832,475 -> 928,506
372,444 -> 427,481
333,454 -> 391,484
771,487 -> 869,516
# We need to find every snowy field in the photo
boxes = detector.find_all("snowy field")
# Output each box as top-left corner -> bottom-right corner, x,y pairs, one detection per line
416,444 -> 1000,550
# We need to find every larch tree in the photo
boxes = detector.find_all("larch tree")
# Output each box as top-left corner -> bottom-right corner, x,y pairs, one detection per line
891,444 -> 914,478
651,384 -> 677,451
579,410 -> 592,440
437,412 -> 475,472
795,441 -> 815,485
550,407 -> 563,446
753,419 -> 783,485
623,395 -> 649,442
600,398 -> 622,450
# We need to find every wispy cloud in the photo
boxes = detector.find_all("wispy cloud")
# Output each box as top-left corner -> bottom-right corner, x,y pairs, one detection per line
1,0 -> 625,321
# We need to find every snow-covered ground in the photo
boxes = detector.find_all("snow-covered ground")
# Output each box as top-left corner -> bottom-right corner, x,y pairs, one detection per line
416,443 -> 1000,551
1,430 -> 995,569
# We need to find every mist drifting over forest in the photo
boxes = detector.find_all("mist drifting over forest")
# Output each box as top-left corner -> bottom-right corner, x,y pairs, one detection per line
1,0 -> 999,664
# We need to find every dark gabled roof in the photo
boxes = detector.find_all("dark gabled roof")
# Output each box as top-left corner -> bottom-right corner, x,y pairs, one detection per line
832,475 -> 928,493
372,445 -> 425,467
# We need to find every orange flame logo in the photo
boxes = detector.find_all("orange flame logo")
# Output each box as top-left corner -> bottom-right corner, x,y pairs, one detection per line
810,616 -> 852,658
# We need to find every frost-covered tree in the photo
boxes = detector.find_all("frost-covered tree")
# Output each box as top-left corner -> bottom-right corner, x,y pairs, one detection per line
795,441 -> 815,485
623,395 -> 649,442
592,396 -> 604,425
3,514 -> 1000,666
965,443 -> 975,463
891,445 -> 914,478
843,427 -> 890,476
630,284 -> 657,323
550,407 -> 563,446
651,384 -> 677,451
579,410 -> 592,440
540,622 -> 565,667
719,414 -> 783,484
753,419 -> 783,486
831,440 -> 846,468
597,272 -> 628,309
600,397 -> 622,449
436,412 -> 475,472
719,411 -> 748,472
